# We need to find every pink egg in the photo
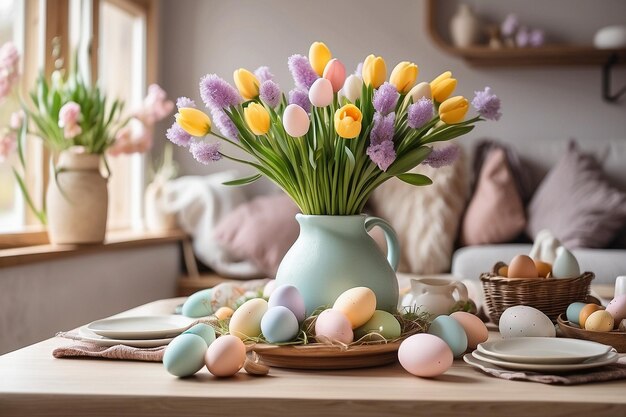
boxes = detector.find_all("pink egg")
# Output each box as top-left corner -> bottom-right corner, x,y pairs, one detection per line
205,335 -> 246,377
308,78 -> 333,107
398,334 -> 453,378
606,294 -> 626,327
314,309 -> 354,344
282,104 -> 310,137
450,311 -> 489,349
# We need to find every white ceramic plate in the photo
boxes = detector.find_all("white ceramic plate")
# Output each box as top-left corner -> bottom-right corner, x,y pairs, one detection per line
77,326 -> 173,348
477,337 -> 612,364
86,315 -> 194,339
470,349 -> 619,372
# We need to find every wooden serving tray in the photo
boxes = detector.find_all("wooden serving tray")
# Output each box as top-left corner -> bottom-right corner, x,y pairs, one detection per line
557,314 -> 626,353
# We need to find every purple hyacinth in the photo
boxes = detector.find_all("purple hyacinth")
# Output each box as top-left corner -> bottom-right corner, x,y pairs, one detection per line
472,87 -> 502,121
407,98 -> 434,129
166,122 -> 192,147
176,97 -> 196,109
423,144 -> 460,168
260,80 -> 281,108
190,141 -> 222,164
373,82 -> 399,115
211,108 -> 239,141
254,66 -> 274,83
288,88 -> 311,113
370,112 -> 395,146
199,74 -> 242,110
367,140 -> 396,172
354,62 -> 363,76
287,54 -> 319,91
501,14 -> 519,37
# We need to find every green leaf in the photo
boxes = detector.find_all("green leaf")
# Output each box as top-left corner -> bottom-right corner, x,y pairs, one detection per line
396,173 -> 433,186
222,173 -> 262,186
12,168 -> 46,224
386,146 -> 432,176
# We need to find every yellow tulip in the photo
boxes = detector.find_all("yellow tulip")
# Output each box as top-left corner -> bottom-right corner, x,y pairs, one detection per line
175,107 -> 211,137
439,96 -> 469,124
334,104 -> 362,139
233,68 -> 260,100
244,103 -> 270,135
390,61 -> 418,94
362,54 -> 387,88
309,41 -> 332,76
430,71 -> 457,102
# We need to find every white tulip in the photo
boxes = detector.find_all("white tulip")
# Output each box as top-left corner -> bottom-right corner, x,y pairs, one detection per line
341,74 -> 363,103
403,82 -> 432,107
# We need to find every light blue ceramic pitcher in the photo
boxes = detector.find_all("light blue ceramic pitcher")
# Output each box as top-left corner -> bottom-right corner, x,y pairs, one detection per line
275,214 -> 400,315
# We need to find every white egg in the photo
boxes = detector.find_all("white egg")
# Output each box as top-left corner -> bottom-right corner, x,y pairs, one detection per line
499,305 -> 556,338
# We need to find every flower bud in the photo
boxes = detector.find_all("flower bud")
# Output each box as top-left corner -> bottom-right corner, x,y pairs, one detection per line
430,71 -> 457,102
362,54 -> 386,88
233,68 -> 260,100
244,102 -> 270,135
341,75 -> 363,103
439,96 -> 468,124
323,58 -> 346,92
309,41 -> 332,76
389,61 -> 418,94
175,107 -> 212,137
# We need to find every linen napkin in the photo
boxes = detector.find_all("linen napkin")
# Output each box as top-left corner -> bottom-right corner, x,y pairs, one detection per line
52,339 -> 165,362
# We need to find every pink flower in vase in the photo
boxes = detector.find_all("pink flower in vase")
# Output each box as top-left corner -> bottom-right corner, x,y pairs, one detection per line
58,101 -> 82,139
0,130 -> 17,162
136,84 -> 174,124
9,110 -> 24,130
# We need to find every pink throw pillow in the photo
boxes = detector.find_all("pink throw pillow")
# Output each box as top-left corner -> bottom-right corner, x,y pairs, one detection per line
461,148 -> 526,245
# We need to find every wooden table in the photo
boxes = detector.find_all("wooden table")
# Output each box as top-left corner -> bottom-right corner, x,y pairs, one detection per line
1,298 -> 625,417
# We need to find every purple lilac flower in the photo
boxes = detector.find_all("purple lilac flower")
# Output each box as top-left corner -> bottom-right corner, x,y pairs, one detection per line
287,54 -> 319,91
288,88 -> 311,113
370,112 -> 395,145
423,144 -> 460,168
211,108 -> 239,141
176,97 -> 196,109
354,62 -> 363,76
529,29 -> 545,47
407,98 -> 434,129
367,140 -> 396,172
199,74 -> 242,110
372,82 -> 399,115
166,122 -> 192,147
254,66 -> 274,83
259,80 -> 281,108
190,141 -> 221,164
472,87 -> 502,121
501,14 -> 519,37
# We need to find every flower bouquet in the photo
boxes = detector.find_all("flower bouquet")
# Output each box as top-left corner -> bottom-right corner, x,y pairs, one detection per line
167,41 -> 500,312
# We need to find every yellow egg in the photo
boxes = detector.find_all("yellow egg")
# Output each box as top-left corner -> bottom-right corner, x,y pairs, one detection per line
508,255 -> 538,279
214,306 -> 234,321
333,287 -> 377,329
497,266 -> 509,277
533,259 -> 552,278
579,303 -> 604,328
584,310 -> 614,332
228,298 -> 268,340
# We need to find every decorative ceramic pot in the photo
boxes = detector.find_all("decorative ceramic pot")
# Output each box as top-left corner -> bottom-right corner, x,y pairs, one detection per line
46,146 -> 108,244
144,177 -> 176,232
450,3 -> 481,48
401,278 -> 468,317
275,214 -> 400,315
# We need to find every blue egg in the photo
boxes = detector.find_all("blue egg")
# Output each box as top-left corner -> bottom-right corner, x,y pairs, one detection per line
261,306 -> 300,343
163,334 -> 207,377
566,302 -> 587,325
427,315 -> 468,358
183,323 -> 216,346
182,289 -> 213,318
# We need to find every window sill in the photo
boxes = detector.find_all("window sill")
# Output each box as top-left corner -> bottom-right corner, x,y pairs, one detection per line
0,229 -> 188,268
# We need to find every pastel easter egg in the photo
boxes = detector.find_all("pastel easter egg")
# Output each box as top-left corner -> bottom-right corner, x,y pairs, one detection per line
214,306 -> 234,321
163,333 -> 207,377
261,306 -> 300,343
427,315 -> 468,357
182,289 -> 213,318
229,298 -> 268,340
508,255 -> 538,279
314,309 -> 353,344
183,323 -> 216,346
566,302 -> 587,325
450,311 -> 488,349
354,310 -> 402,340
552,247 -> 580,278
499,306 -> 555,338
308,78 -> 333,107
262,280 -> 278,298
579,304 -> 604,328
533,259 -> 552,278
606,294 -> 626,326
282,104 -> 310,137
268,285 -> 306,322
205,335 -> 246,377
585,310 -> 615,332
398,334 -> 453,378
333,287 -> 377,329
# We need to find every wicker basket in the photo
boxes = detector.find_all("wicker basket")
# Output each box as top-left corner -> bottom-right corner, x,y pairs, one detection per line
480,262 -> 594,324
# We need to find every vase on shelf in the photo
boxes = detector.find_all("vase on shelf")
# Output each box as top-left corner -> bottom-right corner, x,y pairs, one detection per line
450,3 -> 481,48
144,177 -> 176,232
46,146 -> 108,245
275,214 -> 400,315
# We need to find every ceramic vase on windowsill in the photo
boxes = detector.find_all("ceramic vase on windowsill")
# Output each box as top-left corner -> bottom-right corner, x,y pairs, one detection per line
46,146 -> 108,245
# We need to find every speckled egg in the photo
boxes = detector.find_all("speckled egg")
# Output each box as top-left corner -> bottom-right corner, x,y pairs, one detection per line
585,310 -> 615,332
183,323 -> 216,346
205,335 -> 246,377
163,333 -> 207,377
566,302 -> 587,325
499,305 -> 556,338
314,309 -> 353,344
579,303 -> 604,328
333,287 -> 377,329
398,334 -> 454,378
606,294 -> 626,326
552,247 -> 580,278
229,298 -> 268,340
427,315 -> 468,357
261,306 -> 300,343
450,311 -> 488,349
508,255 -> 538,279
181,289 -> 213,318
268,285 -> 306,322
354,310 -> 401,341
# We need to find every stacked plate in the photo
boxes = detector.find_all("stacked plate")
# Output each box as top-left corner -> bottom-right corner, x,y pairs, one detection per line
77,315 -> 195,347
464,337 -> 619,372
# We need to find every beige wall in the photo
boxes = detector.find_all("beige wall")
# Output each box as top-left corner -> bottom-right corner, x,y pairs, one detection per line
158,0 -> 626,194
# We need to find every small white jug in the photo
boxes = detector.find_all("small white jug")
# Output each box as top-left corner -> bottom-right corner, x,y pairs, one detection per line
401,278 -> 469,317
